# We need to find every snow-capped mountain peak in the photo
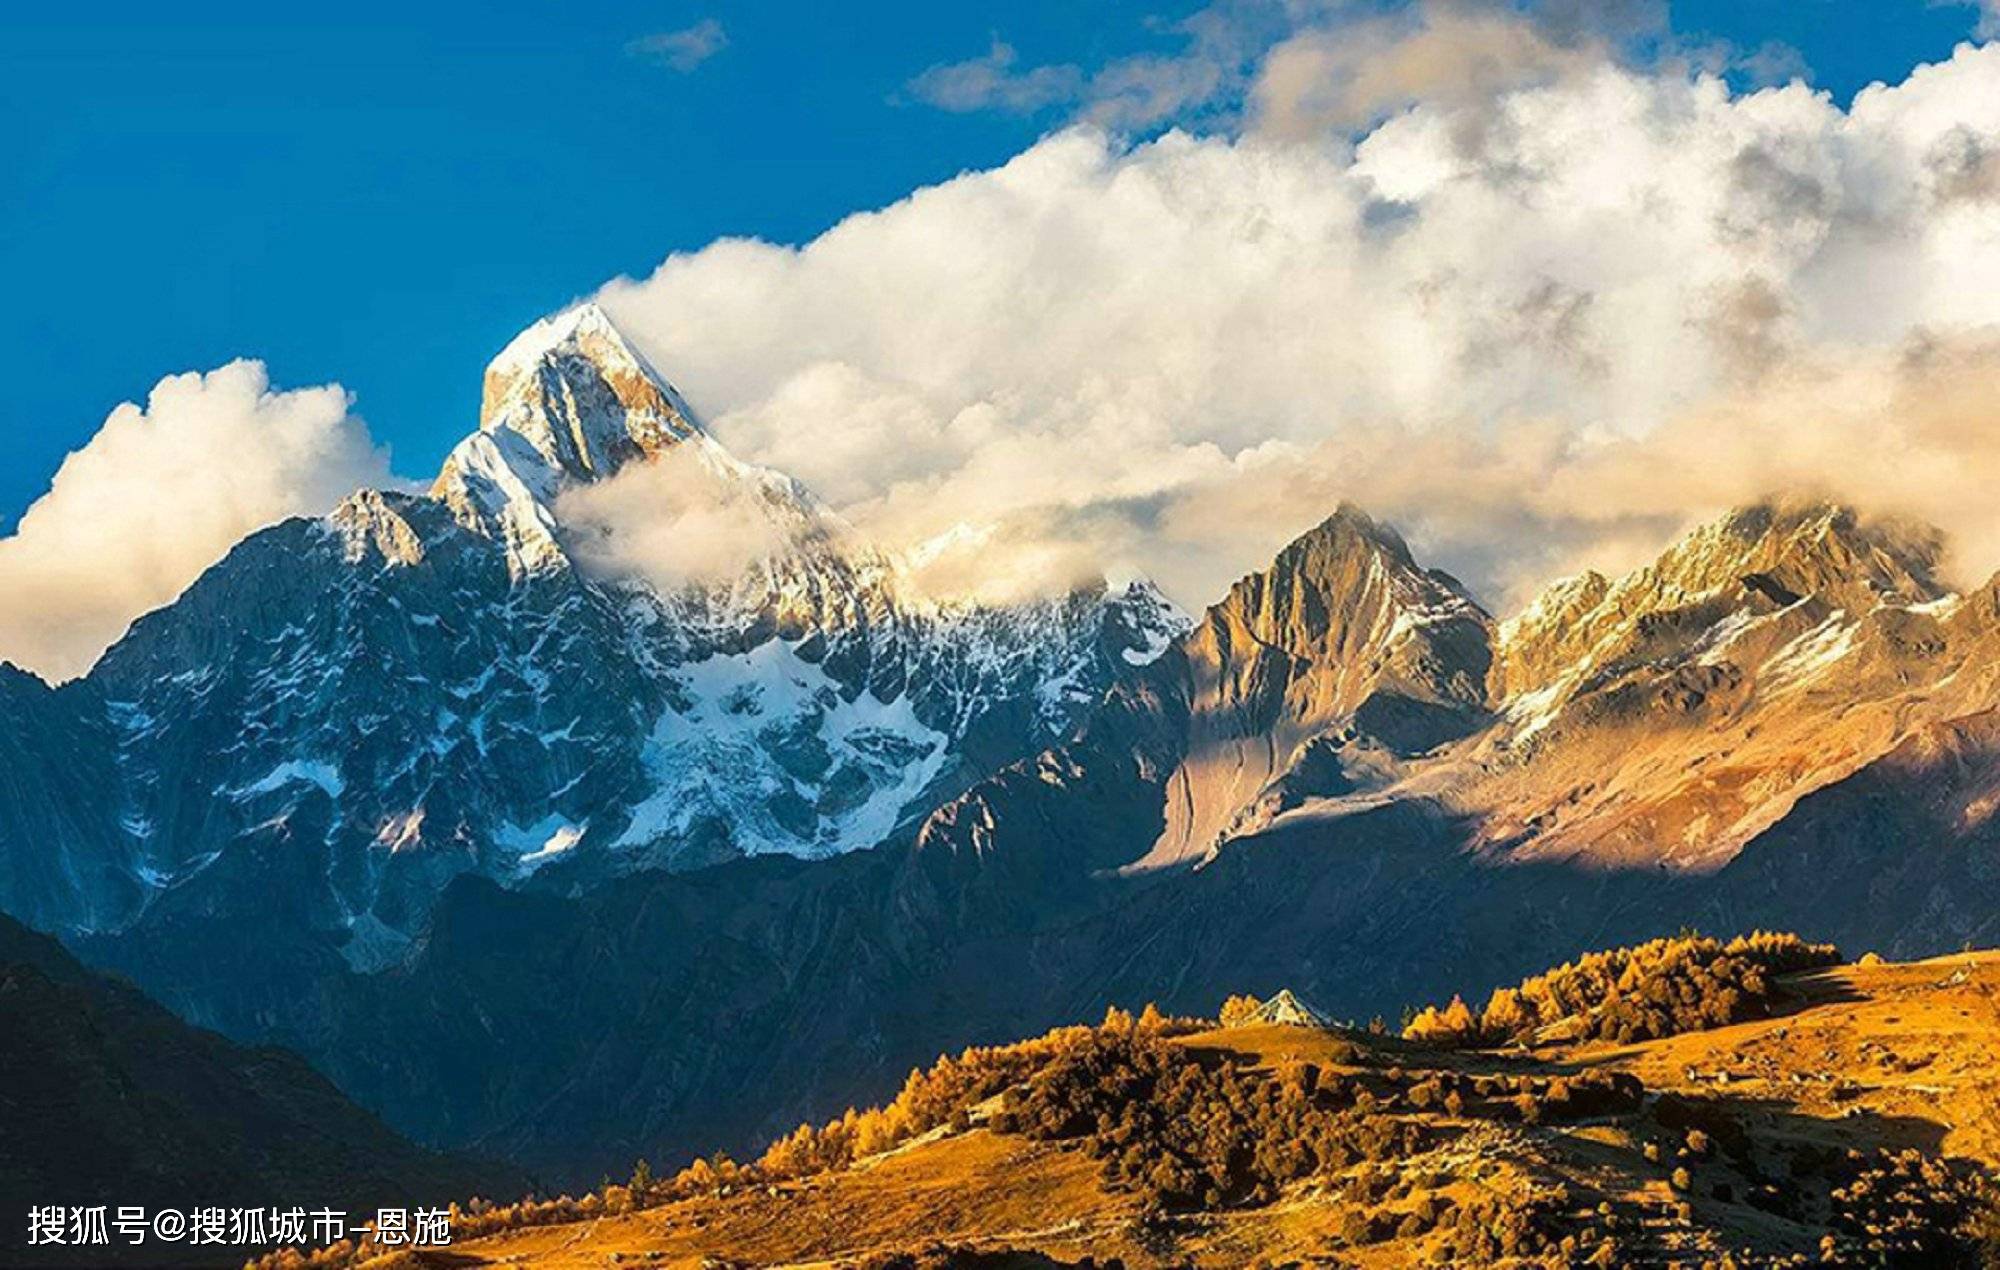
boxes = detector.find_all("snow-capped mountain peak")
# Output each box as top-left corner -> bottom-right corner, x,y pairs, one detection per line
432,302 -> 705,574
0,304 -> 1192,962
478,303 -> 698,467
485,301 -> 650,377
1459,499 -> 1992,872
1106,577 -> 1189,666
1492,500 -> 1951,710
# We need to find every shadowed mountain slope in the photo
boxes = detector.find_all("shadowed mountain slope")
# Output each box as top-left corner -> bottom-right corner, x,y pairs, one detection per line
0,913 -> 527,1267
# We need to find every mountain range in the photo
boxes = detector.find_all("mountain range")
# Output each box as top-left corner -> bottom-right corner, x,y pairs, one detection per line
4,303 -> 1998,1186
0,304 -> 1180,1014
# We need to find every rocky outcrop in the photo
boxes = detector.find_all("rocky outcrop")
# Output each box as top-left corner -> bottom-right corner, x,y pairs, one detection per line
1148,506 -> 1491,867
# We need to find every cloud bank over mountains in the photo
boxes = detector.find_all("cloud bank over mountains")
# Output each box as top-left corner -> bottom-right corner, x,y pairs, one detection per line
7,5 -> 2000,677
598,30 -> 2000,612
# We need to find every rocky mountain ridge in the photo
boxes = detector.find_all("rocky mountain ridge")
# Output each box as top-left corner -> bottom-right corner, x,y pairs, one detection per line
911,496 -> 1999,893
1146,505 -> 1493,868
1446,501 -> 1995,870
0,303 -> 1187,991
35,489 -> 2000,1181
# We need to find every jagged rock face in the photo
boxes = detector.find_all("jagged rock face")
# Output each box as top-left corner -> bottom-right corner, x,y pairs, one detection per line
1698,706 -> 2000,953
1490,504 -> 1947,704
903,507 -> 1497,908
432,304 -> 704,573
84,494 -> 667,975
478,304 -> 700,482
917,497 -> 2000,892
1455,502 -> 1994,870
1186,506 -> 1491,731
0,669 -> 136,935
0,304 -> 1188,1001
1136,506 -> 1492,869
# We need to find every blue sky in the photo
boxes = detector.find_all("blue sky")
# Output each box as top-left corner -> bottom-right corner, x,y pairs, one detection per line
0,0 -> 1988,532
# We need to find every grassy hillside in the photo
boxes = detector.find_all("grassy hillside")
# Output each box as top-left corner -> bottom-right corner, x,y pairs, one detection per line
286,939 -> 2000,1268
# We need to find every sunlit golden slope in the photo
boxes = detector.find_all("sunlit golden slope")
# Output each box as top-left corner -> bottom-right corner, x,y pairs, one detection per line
381,946 -> 2000,1270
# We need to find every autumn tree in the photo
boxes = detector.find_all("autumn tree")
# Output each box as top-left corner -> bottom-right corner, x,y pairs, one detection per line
1219,993 -> 1263,1028
1404,994 -> 1481,1045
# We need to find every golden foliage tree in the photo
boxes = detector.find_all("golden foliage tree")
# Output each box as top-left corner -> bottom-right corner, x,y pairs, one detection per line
1219,993 -> 1263,1028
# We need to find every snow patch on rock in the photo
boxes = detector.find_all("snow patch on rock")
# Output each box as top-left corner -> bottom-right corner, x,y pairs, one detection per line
616,641 -> 948,861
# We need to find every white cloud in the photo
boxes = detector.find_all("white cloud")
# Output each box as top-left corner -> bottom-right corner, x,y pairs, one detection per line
1250,5 -> 1604,138
0,362 -> 391,681
627,19 -> 728,73
904,0 -> 1308,130
556,444 -> 793,591
905,39 -> 1084,114
596,37 -> 2000,614
903,1 -> 1687,135
18,14 -> 2000,673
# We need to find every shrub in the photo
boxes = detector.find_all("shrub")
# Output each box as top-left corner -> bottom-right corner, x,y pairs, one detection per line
1402,931 -> 1840,1048
1826,1149 -> 1999,1267
990,1028 -> 1424,1212
1404,994 -> 1480,1045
